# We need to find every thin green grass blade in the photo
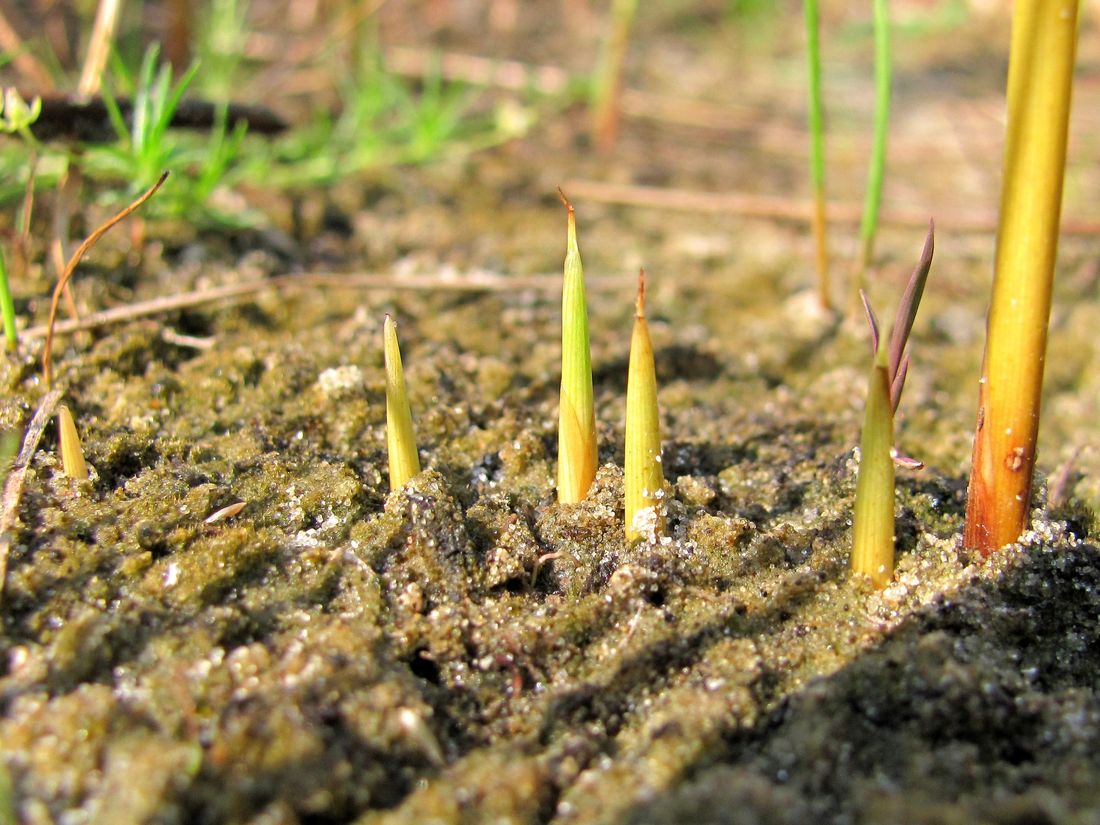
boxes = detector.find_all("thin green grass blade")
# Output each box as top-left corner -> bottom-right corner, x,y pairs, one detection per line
100,83 -> 131,147
0,249 -> 15,351
157,60 -> 201,140
132,46 -> 160,152
804,0 -> 830,309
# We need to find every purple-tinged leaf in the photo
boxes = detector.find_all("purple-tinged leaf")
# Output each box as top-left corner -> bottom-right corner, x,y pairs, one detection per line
860,289 -> 880,356
887,219 -> 934,384
890,354 -> 909,413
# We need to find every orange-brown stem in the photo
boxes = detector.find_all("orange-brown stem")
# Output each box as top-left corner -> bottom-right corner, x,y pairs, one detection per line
964,0 -> 1078,554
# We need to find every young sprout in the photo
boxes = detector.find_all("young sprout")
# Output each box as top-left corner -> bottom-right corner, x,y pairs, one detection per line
384,314 -> 420,491
851,333 -> 894,587
57,405 -> 88,480
851,224 -> 933,587
964,0 -> 1078,555
0,248 -> 16,352
852,0 -> 891,305
557,190 -> 597,504
803,0 -> 830,311
625,270 -> 664,542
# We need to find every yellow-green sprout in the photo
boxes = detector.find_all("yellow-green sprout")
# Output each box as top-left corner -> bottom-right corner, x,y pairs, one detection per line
851,342 -> 894,587
625,270 -> 664,542
384,314 -> 420,490
58,404 -> 88,480
851,225 -> 933,587
557,190 -> 597,504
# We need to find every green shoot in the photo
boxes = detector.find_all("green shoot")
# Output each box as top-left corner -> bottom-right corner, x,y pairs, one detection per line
58,405 -> 88,480
853,0 -> 891,303
557,189 -> 597,504
591,0 -> 638,152
100,45 -> 202,193
964,0 -> 1078,554
804,0 -> 830,311
89,46 -> 252,227
0,248 -> 15,352
851,224 -> 933,587
625,270 -> 664,542
384,314 -> 420,491
851,340 -> 894,587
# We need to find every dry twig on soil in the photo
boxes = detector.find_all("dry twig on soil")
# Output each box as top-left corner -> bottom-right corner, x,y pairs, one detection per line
25,271 -> 629,341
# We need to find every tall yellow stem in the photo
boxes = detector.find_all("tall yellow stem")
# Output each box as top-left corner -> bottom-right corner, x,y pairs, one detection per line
964,0 -> 1078,554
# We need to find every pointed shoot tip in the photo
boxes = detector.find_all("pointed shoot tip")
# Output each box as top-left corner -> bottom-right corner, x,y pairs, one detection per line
921,219 -> 935,263
636,269 -> 646,317
557,187 -> 573,213
859,289 -> 880,355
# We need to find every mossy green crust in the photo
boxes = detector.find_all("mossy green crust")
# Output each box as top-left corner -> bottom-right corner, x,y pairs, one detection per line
1,37 -> 1098,824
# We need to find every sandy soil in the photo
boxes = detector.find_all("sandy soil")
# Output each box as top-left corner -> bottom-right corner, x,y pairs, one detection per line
1,3 -> 1098,823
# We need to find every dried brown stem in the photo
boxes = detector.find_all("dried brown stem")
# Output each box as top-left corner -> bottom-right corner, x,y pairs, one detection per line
77,0 -> 123,99
14,151 -> 38,281
43,171 -> 168,387
25,270 -> 629,341
0,6 -> 54,91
